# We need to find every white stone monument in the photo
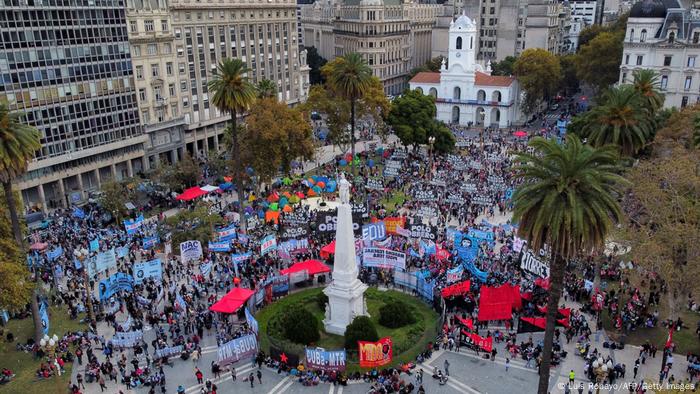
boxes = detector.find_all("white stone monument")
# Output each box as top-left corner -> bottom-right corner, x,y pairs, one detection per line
323,174 -> 368,335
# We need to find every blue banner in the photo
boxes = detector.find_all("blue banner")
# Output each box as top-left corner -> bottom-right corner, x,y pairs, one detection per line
217,225 -> 237,241
133,259 -> 162,284
462,260 -> 488,282
245,307 -> 258,335
47,246 -> 63,261
72,207 -> 85,219
116,246 -> 129,259
454,232 -> 479,262
123,215 -> 144,235
88,248 -> 117,276
238,233 -> 250,245
416,273 -> 434,301
260,234 -> 277,255
467,228 -> 495,243
89,239 -> 100,252
305,348 -> 347,372
174,292 -> 187,311
73,257 -> 82,270
217,334 -> 258,366
200,262 -> 212,276
208,240 -> 231,252
39,300 -> 49,335
419,239 -> 436,256
362,222 -> 386,241
98,272 -> 134,301
143,236 -> 158,250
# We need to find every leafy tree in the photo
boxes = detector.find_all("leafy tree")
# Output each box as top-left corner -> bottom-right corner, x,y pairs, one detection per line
574,85 -> 654,156
344,315 -> 378,350
99,180 -> 134,222
323,53 -> 374,176
256,79 -> 278,99
490,56 -> 517,76
0,103 -> 41,245
513,48 -> 561,114
619,144 -> 700,319
282,306 -> 320,345
166,205 -> 223,255
0,192 -> 32,312
558,54 -> 580,95
305,46 -> 327,85
408,56 -> 445,79
209,59 -> 256,231
240,98 -> 315,182
379,300 -> 416,328
160,153 -> 201,191
631,69 -> 665,113
513,135 -> 625,394
206,151 -> 230,181
388,89 -> 438,146
575,31 -> 624,92
577,25 -> 606,49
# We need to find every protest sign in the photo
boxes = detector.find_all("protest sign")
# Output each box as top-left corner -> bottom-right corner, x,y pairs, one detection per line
123,215 -> 144,235
280,211 -> 310,227
272,275 -> 290,296
133,259 -> 162,284
217,334 -> 258,366
315,210 -> 362,235
446,193 -> 466,205
430,179 -> 447,188
362,248 -> 406,270
180,240 -> 203,263
358,337 -> 393,368
416,205 -> 438,218
154,345 -> 183,359
208,240 -> 231,252
352,203 -> 369,219
412,188 -> 436,201
460,183 -> 478,194
365,177 -> 384,191
88,248 -> 117,276
305,348 -> 347,372
39,300 -> 49,335
279,226 -> 309,240
471,195 -> 493,206
446,266 -> 464,283
382,217 -> 406,234
217,225 -> 237,241
260,234 -> 277,255
468,228 -> 495,242
98,272 -> 134,301
245,308 -> 258,335
362,222 -> 386,241
142,236 -> 158,249
408,224 -> 437,240
112,330 -> 143,348
520,246 -> 550,278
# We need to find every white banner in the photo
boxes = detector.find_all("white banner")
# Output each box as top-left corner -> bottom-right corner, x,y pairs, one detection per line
362,247 -> 406,270
180,240 -> 203,264
520,246 -> 550,278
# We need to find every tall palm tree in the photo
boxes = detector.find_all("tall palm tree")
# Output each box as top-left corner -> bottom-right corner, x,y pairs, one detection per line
256,79 -> 278,100
576,85 -> 654,156
0,104 -> 41,245
208,59 -> 256,230
631,69 -> 664,112
325,53 -> 373,176
512,135 -> 625,394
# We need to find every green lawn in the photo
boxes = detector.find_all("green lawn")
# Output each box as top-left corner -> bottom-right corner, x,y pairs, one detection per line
0,306 -> 86,394
256,287 -> 439,372
379,191 -> 407,214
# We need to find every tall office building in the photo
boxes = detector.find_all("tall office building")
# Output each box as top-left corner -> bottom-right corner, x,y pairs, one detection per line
0,0 -> 145,212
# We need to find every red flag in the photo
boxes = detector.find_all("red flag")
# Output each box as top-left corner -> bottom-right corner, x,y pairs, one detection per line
467,333 -> 493,352
665,325 -> 674,349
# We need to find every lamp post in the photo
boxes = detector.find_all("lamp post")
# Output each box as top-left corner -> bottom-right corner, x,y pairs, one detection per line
39,334 -> 61,376
428,136 -> 436,180
591,357 -> 610,394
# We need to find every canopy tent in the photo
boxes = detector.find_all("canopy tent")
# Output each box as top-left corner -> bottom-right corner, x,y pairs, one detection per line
440,280 -> 471,298
219,182 -> 233,191
319,240 -> 336,259
280,260 -> 330,276
176,187 -> 207,201
200,185 -> 220,193
209,287 -> 254,314
513,130 -> 528,138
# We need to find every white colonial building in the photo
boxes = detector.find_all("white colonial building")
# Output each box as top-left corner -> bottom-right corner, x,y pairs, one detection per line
409,13 -> 523,128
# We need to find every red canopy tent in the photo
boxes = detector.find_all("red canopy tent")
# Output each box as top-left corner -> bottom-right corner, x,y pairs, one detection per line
513,130 -> 528,138
319,241 -> 336,259
176,186 -> 207,201
209,287 -> 254,313
441,280 -> 471,298
280,260 -> 331,276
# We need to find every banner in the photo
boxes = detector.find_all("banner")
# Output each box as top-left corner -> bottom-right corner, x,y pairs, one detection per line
460,183 -> 478,194
98,272 -> 134,301
124,215 -> 144,235
446,193 -> 466,205
72,207 -> 85,219
88,248 -> 117,276
208,240 -> 231,252
446,266 -> 463,283
278,239 -> 310,255
89,238 -> 100,252
513,237 -> 526,253
217,334 -> 258,366
412,188 -> 436,201
133,259 -> 162,284
365,177 -> 384,191
315,210 -> 362,235
358,337 -> 393,368
280,211 -> 310,227
47,246 -> 63,261
260,234 -> 277,255
470,195 -> 492,206
383,217 -> 406,235
305,348 -> 347,371
245,307 -> 258,335
466,332 -> 493,352
520,246 -> 550,278
142,236 -> 158,250
180,240 -> 203,263
362,248 -> 406,270
116,246 -> 129,259
200,262 -> 212,276
279,226 -> 309,241
362,222 -> 386,242
416,206 -> 438,218
231,252 -> 252,263
217,224 -> 237,241
272,275 -> 290,296
289,270 -> 309,283
111,330 -> 143,348
467,228 -> 495,242
39,300 -> 49,335
154,345 -> 183,359
408,224 -> 437,240
383,160 -> 401,176
416,273 -> 434,301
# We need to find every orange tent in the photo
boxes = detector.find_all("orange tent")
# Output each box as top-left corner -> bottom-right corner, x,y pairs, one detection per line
265,210 -> 280,224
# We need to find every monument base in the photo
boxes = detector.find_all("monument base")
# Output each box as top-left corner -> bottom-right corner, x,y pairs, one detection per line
323,278 -> 368,335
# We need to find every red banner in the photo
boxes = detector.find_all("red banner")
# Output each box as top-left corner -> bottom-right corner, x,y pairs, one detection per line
467,333 -> 493,352
383,217 -> 406,235
358,337 -> 393,368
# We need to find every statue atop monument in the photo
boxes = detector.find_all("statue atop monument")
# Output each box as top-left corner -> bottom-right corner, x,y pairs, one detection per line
338,173 -> 351,204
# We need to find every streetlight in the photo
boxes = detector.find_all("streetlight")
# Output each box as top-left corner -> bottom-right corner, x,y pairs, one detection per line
428,136 -> 436,180
591,357 -> 609,394
39,334 -> 61,376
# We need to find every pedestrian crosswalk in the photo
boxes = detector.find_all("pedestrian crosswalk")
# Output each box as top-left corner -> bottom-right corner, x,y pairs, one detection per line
184,363 -> 257,394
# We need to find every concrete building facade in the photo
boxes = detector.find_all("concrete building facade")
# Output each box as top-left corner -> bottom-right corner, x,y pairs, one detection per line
0,0 -> 146,212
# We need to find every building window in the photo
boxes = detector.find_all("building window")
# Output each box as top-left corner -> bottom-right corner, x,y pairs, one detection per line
130,21 -> 137,33
144,20 -> 154,32
664,56 -> 672,67
688,57 -> 696,68
625,54 -> 630,65
179,63 -> 186,74
629,28 -> 634,41
682,96 -> 689,108
640,29 -> 647,42
661,75 -> 668,90
139,88 -> 147,101
133,45 -> 141,57
669,31 -> 675,43
171,105 -> 178,117
175,28 -> 182,39
685,76 -> 692,90
161,20 -> 169,32
151,64 -> 159,77
181,81 -> 187,91
622,72 -> 627,83
147,44 -> 157,55
142,110 -> 150,123
136,66 -> 144,79
166,62 -> 173,76
163,43 -> 172,54
694,32 -> 700,44
456,37 -> 463,50
169,83 -> 176,96
636,55 -> 643,66
154,86 -> 162,101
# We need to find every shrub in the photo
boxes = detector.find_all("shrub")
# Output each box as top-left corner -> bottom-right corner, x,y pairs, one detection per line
316,291 -> 329,311
282,306 -> 320,345
344,316 -> 379,350
378,300 -> 416,328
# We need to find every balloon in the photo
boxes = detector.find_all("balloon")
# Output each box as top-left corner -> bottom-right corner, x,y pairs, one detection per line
345,153 -> 352,162
312,175 -> 319,182
316,181 -> 326,189
312,185 -> 322,193
279,197 -> 289,206
307,188 -> 316,197
269,203 -> 279,211
233,277 -> 241,284
308,177 -> 315,185
339,159 -> 347,166
282,205 -> 292,213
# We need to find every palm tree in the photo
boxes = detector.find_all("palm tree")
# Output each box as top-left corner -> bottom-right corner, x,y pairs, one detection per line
512,135 -> 625,394
208,59 -> 256,230
256,79 -> 278,100
631,69 -> 665,112
325,53 -> 373,176
0,104 -> 41,245
576,85 -> 654,156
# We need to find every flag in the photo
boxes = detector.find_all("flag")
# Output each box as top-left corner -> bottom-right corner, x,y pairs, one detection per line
174,292 -> 187,312
665,325 -> 674,349
72,207 -> 85,219
200,262 -> 212,276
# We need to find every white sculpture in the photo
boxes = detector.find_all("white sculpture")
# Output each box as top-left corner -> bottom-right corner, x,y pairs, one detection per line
338,173 -> 351,204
